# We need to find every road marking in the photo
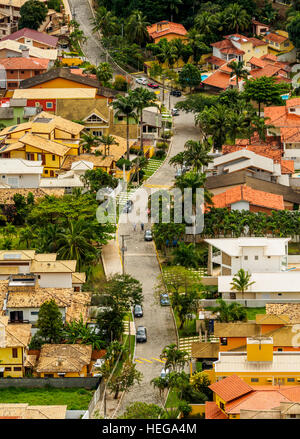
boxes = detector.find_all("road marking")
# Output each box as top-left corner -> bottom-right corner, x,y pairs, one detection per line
135,359 -> 144,363
138,357 -> 153,363
151,357 -> 165,363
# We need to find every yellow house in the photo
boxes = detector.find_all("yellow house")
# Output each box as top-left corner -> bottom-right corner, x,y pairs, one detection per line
0,112 -> 85,177
147,21 -> 188,44
0,316 -> 31,378
207,337 -> 300,386
263,30 -> 294,55
35,344 -> 92,378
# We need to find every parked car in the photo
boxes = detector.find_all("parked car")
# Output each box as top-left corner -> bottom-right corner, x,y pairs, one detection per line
144,230 -> 153,241
123,199 -> 133,213
136,77 -> 147,85
175,168 -> 182,178
160,367 -> 170,378
134,304 -> 143,318
147,82 -> 159,89
136,326 -> 147,342
160,293 -> 170,306
170,89 -> 181,97
171,108 -> 179,116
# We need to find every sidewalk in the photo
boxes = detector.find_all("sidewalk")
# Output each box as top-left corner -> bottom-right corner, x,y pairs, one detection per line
101,235 -> 122,277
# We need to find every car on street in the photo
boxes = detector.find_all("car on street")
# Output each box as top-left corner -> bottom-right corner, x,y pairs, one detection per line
123,199 -> 133,213
170,89 -> 181,97
136,77 -> 147,85
134,304 -> 143,318
160,367 -> 170,378
144,230 -> 153,241
160,293 -> 170,306
171,108 -> 179,116
175,168 -> 183,178
147,82 -> 159,89
136,326 -> 147,342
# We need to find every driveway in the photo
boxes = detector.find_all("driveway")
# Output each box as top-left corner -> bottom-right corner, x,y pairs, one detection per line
117,105 -> 200,413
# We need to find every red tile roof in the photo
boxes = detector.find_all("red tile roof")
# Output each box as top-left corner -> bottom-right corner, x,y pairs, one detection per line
222,143 -> 283,162
265,32 -> 288,44
226,390 -> 290,414
280,159 -> 294,174
0,58 -> 49,70
211,185 -> 285,211
205,402 -> 228,419
209,375 -> 253,402
1,28 -> 58,48
211,39 -> 234,49
70,68 -> 97,81
264,105 -> 300,128
205,56 -> 226,67
147,21 -> 187,40
220,47 -> 245,55
250,64 -> 282,79
248,37 -> 268,47
286,98 -> 300,108
280,127 -> 300,143
202,70 -> 231,90
249,56 -> 268,68
261,53 -> 278,62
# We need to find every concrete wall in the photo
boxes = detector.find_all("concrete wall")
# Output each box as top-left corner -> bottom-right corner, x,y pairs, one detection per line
231,248 -> 282,273
0,377 -> 100,388
37,272 -> 72,288
65,410 -> 86,419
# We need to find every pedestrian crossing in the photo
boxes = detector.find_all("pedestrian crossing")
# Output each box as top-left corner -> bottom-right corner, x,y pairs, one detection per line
134,357 -> 167,365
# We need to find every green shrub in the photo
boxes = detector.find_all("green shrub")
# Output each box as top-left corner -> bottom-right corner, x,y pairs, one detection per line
113,75 -> 128,91
116,158 -> 132,170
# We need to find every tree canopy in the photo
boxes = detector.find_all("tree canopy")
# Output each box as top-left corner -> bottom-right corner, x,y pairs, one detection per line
19,0 -> 48,30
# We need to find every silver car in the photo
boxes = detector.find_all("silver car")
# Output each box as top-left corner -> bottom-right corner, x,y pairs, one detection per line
136,77 -> 147,85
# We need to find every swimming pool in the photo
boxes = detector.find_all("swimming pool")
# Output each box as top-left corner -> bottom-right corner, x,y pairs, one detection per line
281,94 -> 289,100
201,74 -> 208,80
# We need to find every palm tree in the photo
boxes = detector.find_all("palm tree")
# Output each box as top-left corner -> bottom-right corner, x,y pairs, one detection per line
172,242 -> 199,268
195,104 -> 230,151
194,11 -> 220,35
164,0 -> 183,21
38,223 -> 63,253
96,62 -> 113,87
80,132 -> 101,153
183,139 -> 213,172
211,299 -> 247,322
160,344 -> 189,372
98,134 -> 119,156
150,376 -> 169,405
228,60 -> 248,88
125,10 -> 150,46
224,3 -> 250,33
91,6 -> 119,37
112,94 -> 137,160
169,151 -> 186,168
170,38 -> 185,68
230,268 -> 255,300
187,28 -> 210,65
251,116 -> 276,142
130,87 -> 158,155
19,226 -> 37,248
57,220 -> 98,269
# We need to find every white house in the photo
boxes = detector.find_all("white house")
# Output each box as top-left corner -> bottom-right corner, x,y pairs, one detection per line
39,170 -> 85,193
0,158 -> 43,188
207,149 -> 290,186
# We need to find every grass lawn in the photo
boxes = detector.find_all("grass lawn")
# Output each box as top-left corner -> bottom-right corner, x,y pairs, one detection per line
174,310 -> 197,337
84,260 -> 106,292
165,389 -> 181,408
288,242 -> 300,255
0,387 -> 94,410
246,307 -> 265,320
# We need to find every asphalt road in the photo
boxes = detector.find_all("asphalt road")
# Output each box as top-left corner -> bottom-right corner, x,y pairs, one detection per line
117,104 -> 200,414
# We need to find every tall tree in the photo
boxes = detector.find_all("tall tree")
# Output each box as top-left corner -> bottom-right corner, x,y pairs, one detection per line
125,10 -> 150,45
164,0 -> 182,21
230,268 -> 255,300
19,0 -> 48,30
36,299 -> 63,344
179,63 -> 202,92
228,60 -> 248,88
112,94 -> 137,160
98,134 -> 119,156
243,76 -> 289,114
79,132 -> 101,153
223,3 -> 250,33
91,6 -> 120,37
183,139 -> 213,172
211,298 -> 248,322
287,12 -> 300,49
160,344 -> 189,372
108,360 -> 143,399
96,62 -> 113,86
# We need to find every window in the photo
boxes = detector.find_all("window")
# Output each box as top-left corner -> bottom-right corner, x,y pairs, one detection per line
220,402 -> 225,411
278,293 -> 282,296
74,286 -> 80,292
10,70 -> 14,74
244,256 -> 248,260
275,43 -> 279,47
86,114 -> 104,123
5,367 -> 11,371
44,374 -> 54,378
7,177 -> 19,188
12,348 -> 18,358
52,155 -> 55,161
92,130 -> 102,137
284,41 -> 289,47
290,108 -> 296,112
20,70 -> 24,74
230,293 -> 236,299
8,82 -> 18,88
221,337 -> 227,346
290,414 -> 296,418
46,102 -> 53,109
30,311 -> 39,315
45,170 -> 49,174
268,256 -> 271,259
251,378 -> 259,382
38,275 -> 41,279
13,367 -> 21,371
287,378 -> 295,382
255,256 -> 259,260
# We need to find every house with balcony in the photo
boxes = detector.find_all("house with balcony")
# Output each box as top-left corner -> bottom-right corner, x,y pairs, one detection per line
0,0 -> 27,39
205,374 -> 300,420
35,344 -> 92,378
263,30 -> 296,62
0,112 -> 85,177
0,315 -> 31,377
0,39 -> 58,61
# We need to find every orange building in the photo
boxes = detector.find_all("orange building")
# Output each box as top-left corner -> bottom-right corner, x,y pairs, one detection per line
147,21 -> 187,44
0,58 -> 49,90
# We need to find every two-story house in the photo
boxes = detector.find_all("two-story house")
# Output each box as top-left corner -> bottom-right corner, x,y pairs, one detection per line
263,30 -> 295,61
1,27 -> 58,50
147,21 -> 187,44
0,57 -> 50,90
0,158 -> 43,188
0,315 -> 31,377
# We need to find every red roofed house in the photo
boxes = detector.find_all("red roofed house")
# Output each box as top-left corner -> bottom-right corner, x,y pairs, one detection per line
147,21 -> 187,44
264,98 -> 300,166
251,19 -> 270,36
1,28 -> 58,50
206,375 -> 300,420
202,60 -> 244,91
0,57 -> 49,90
210,185 -> 285,213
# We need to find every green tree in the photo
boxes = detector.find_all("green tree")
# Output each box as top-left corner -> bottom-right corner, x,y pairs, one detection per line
19,226 -> 37,248
179,63 -> 202,92
98,134 -> 119,156
195,104 -> 231,150
96,62 -> 113,86
287,12 -> 300,48
81,168 -> 118,193
161,344 -> 189,372
36,299 -> 63,343
69,20 -> 87,52
187,29 -> 210,64
194,11 -> 220,36
112,94 -> 137,160
164,0 -> 182,21
63,316 -> 104,350
92,6 -> 120,37
130,87 -> 158,154
172,243 -> 200,269
183,139 -> 213,172
228,60 -> 249,88
108,360 -> 143,399
230,268 -> 255,300
19,0 -> 48,30
125,10 -> 149,45
80,132 -> 101,153
212,298 -> 248,323
223,2 -> 250,33
243,76 -> 289,114
119,402 -> 162,419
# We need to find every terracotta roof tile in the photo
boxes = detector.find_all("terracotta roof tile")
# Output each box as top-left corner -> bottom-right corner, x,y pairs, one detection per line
250,64 -> 282,79
226,390 -> 291,414
222,144 -> 283,162
264,32 -> 288,44
280,159 -> 294,174
147,21 -> 187,39
202,70 -> 231,90
261,53 -> 278,62
1,28 -> 58,48
205,56 -> 226,67
209,375 -> 253,402
0,57 -> 49,70
286,98 -> 300,108
280,127 -> 300,144
205,402 -> 228,419
36,344 -> 92,373
264,105 -> 300,128
248,37 -> 268,47
211,185 -> 284,211
248,56 -> 268,68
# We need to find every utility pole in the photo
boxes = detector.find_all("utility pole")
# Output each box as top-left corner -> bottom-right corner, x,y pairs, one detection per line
120,234 -> 130,275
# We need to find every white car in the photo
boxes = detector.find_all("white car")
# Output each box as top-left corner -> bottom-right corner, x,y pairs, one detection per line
136,77 -> 147,85
160,367 -> 170,378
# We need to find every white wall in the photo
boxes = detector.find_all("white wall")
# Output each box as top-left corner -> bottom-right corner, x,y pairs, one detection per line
37,273 -> 72,288
231,201 -> 249,211
230,247 -> 282,274
6,307 -> 65,324
0,174 -> 40,188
